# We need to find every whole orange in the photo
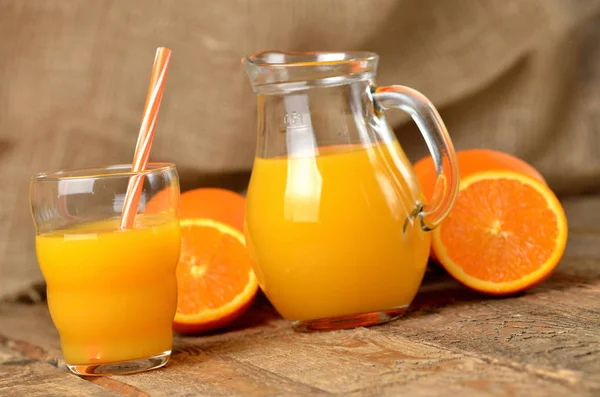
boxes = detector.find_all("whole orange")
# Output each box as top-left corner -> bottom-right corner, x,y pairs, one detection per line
413,149 -> 546,203
146,187 -> 245,231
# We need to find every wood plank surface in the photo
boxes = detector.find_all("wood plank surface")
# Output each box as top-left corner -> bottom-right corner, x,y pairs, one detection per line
0,344 -> 118,396
0,196 -> 599,396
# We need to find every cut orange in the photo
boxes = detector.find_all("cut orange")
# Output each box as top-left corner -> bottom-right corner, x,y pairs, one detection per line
173,218 -> 258,334
432,171 -> 568,295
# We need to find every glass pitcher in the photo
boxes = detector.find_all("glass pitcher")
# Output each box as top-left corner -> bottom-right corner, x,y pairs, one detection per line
243,51 -> 459,331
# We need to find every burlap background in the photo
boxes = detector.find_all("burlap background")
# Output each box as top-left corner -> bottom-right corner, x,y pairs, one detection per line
1,0 -> 599,300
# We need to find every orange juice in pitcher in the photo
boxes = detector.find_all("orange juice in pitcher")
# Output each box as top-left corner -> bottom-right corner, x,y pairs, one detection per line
246,141 -> 432,322
243,51 -> 460,330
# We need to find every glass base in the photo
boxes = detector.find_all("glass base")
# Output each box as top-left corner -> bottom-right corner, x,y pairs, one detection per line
67,350 -> 171,376
292,306 -> 409,331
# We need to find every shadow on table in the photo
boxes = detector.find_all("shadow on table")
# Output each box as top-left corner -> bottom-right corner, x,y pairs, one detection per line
225,291 -> 284,331
407,264 -> 490,316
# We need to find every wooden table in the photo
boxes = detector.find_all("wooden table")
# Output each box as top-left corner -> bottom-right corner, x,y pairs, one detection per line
1,197 -> 599,397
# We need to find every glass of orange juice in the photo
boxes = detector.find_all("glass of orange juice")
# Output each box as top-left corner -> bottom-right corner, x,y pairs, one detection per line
243,51 -> 459,330
29,163 -> 181,376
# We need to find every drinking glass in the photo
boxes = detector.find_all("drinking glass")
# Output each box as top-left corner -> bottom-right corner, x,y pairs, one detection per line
29,163 -> 181,375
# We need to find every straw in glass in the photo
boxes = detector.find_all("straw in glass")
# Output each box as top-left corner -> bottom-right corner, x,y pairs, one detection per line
120,47 -> 172,229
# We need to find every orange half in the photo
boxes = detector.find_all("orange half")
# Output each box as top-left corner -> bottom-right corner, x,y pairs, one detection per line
173,218 -> 258,334
432,171 -> 568,295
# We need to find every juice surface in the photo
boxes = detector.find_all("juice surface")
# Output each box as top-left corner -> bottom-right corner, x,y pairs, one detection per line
36,214 -> 181,365
245,140 -> 431,321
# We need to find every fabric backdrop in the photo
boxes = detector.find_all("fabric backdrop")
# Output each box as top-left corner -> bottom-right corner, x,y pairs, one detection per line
1,0 -> 600,300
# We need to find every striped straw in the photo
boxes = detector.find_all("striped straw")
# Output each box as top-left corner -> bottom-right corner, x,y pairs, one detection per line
120,47 -> 172,229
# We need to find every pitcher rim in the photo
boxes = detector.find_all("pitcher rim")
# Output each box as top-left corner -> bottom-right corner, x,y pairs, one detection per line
243,50 -> 379,93
244,50 -> 378,67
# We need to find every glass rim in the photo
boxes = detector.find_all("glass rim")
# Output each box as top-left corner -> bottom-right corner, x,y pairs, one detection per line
30,162 -> 177,182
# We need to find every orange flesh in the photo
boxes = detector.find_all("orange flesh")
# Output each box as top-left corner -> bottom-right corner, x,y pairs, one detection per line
440,178 -> 559,282
177,222 -> 252,315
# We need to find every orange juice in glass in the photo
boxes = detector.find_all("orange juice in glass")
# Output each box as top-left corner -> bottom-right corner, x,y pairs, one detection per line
29,163 -> 180,375
243,51 -> 459,330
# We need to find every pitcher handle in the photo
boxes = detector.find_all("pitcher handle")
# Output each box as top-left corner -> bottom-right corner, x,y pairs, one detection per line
372,85 -> 459,231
